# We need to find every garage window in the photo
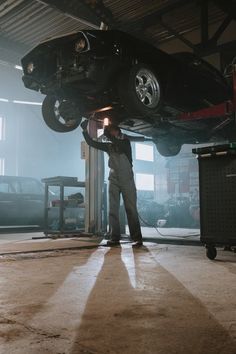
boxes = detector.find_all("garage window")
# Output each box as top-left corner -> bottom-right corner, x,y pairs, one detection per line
0,158 -> 5,176
135,143 -> 154,161
0,116 -> 5,141
136,173 -> 154,191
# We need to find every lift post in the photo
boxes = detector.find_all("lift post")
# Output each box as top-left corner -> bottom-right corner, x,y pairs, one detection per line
233,64 -> 236,111
84,119 -> 105,235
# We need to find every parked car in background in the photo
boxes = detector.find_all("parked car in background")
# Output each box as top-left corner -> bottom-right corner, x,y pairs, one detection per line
21,30 -> 233,156
0,176 -> 45,227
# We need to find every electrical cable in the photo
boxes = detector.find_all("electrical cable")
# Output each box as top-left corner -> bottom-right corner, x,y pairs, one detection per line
137,212 -> 200,239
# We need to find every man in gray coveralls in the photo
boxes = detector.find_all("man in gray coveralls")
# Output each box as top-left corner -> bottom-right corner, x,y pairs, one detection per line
81,119 -> 145,247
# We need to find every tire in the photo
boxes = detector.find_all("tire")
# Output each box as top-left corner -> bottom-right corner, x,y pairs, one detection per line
155,141 -> 182,157
42,95 -> 82,132
206,246 -> 217,260
118,64 -> 162,116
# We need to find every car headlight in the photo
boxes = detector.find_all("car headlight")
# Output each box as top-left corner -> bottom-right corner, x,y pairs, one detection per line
75,38 -> 86,53
27,62 -> 35,74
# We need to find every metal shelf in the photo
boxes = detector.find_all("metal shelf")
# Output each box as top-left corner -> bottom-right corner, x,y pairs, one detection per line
42,176 -> 86,237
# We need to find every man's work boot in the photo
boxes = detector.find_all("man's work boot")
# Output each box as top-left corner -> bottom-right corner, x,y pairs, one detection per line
106,240 -> 120,247
132,241 -> 143,248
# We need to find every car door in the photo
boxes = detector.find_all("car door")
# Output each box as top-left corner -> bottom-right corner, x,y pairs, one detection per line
173,52 -> 230,107
0,178 -> 19,225
17,178 -> 44,226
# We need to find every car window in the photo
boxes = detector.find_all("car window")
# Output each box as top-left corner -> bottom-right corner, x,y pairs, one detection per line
0,182 -> 15,193
19,180 -> 43,194
11,181 -> 21,193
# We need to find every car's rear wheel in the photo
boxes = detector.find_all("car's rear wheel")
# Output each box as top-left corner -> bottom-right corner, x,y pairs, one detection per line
155,140 -> 182,157
118,64 -> 162,116
42,95 -> 82,132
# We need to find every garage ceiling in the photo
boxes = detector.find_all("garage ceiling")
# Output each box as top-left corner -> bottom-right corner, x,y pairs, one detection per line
0,0 -> 235,56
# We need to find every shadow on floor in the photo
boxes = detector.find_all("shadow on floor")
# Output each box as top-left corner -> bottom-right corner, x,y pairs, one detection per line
69,245 -> 235,354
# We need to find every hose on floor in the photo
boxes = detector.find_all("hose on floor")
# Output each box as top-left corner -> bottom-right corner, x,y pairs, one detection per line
137,213 -> 200,239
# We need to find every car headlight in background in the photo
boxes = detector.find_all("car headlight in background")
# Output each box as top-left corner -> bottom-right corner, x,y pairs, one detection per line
27,62 -> 35,74
75,38 -> 86,53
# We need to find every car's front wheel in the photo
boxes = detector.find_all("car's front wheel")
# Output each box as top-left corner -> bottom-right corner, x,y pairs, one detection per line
42,95 -> 82,132
155,140 -> 182,157
118,64 -> 162,116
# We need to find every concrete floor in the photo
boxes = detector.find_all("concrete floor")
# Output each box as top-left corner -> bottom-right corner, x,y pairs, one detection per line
0,233 -> 235,354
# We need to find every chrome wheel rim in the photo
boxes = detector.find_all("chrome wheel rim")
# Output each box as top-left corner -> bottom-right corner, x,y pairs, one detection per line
54,100 -> 78,128
135,68 -> 160,108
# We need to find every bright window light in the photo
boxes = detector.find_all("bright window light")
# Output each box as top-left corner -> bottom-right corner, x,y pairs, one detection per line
0,98 -> 9,103
97,129 -> 104,137
135,143 -> 154,161
136,173 -> 154,191
103,117 -> 110,126
14,65 -> 23,70
0,116 -> 6,141
13,100 -> 42,106
0,158 -> 5,175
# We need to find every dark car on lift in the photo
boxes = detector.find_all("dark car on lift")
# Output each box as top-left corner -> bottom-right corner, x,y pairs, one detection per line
21,30 -> 232,156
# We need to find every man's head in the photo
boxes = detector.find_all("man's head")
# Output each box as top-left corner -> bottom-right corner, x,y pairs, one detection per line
104,124 -> 121,139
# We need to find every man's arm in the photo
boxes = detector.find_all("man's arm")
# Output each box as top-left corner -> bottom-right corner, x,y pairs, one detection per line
81,120 -> 110,153
124,134 -> 153,143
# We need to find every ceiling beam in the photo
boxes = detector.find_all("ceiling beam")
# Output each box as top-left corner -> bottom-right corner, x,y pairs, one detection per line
159,19 -> 199,54
211,15 -> 232,43
201,0 -> 209,44
122,0 -> 194,31
199,39 -> 236,57
36,0 -> 114,28
78,0 -> 114,27
213,0 -> 236,22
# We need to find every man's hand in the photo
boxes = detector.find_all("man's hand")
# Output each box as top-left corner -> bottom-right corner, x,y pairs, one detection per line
80,119 -> 89,131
